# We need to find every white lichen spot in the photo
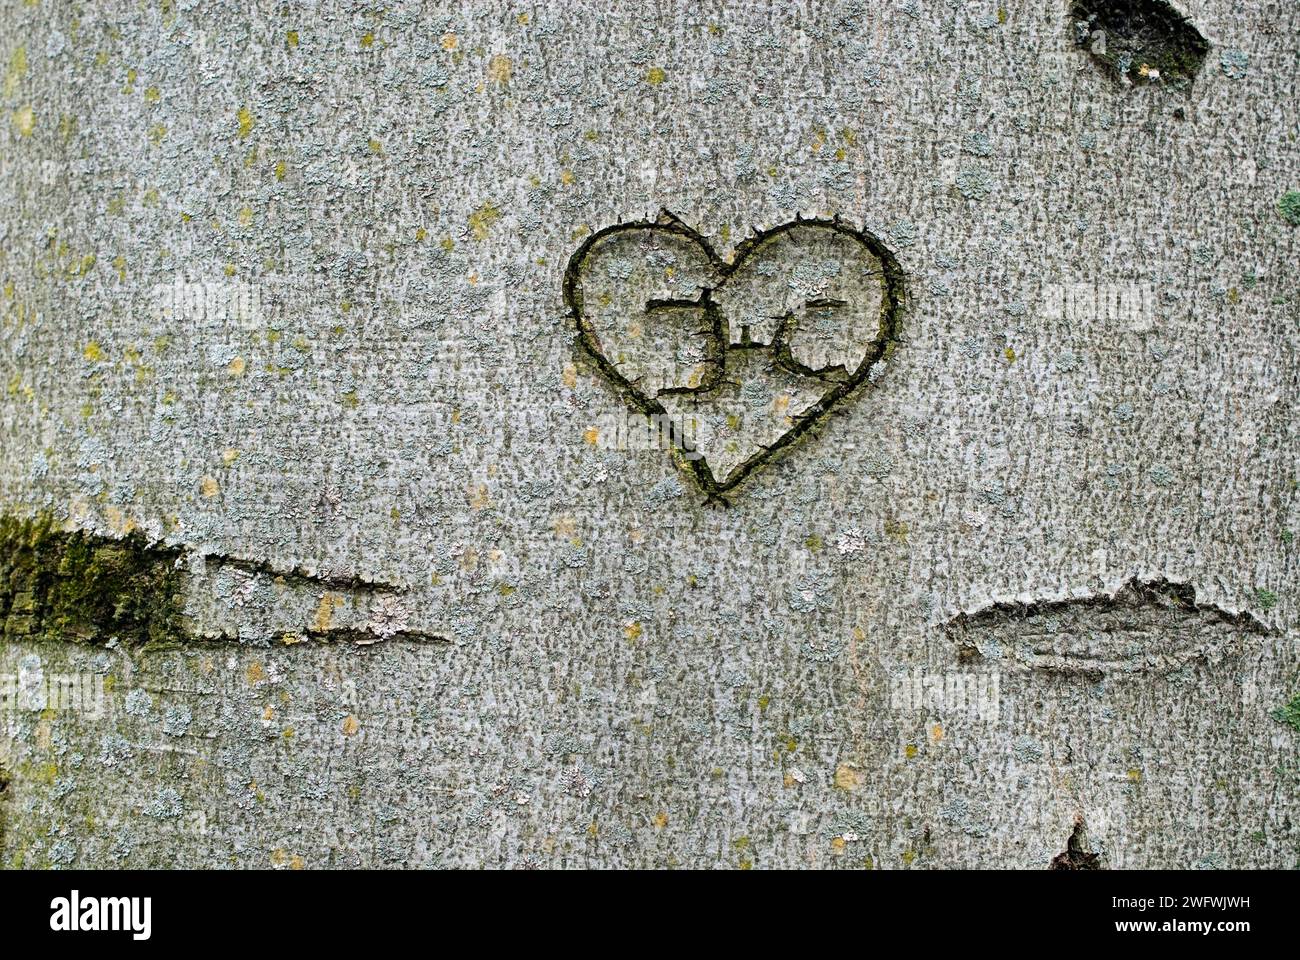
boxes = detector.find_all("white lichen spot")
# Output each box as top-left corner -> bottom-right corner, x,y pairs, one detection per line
364,593 -> 410,642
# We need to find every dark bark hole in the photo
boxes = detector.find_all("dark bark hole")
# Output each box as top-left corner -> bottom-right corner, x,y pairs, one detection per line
1049,816 -> 1102,870
1070,0 -> 1209,88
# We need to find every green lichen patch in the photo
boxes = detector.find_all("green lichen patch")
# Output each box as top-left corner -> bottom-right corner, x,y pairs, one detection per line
0,514 -> 187,647
1070,0 -> 1209,88
1279,191 -> 1300,227
1272,694 -> 1300,732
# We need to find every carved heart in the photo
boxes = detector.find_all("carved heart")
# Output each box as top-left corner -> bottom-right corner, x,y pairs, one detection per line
565,212 -> 905,499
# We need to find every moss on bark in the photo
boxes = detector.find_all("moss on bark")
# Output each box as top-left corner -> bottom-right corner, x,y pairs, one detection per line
0,514 -> 186,647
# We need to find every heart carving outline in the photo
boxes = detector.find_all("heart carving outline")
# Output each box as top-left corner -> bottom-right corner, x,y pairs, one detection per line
564,211 -> 906,501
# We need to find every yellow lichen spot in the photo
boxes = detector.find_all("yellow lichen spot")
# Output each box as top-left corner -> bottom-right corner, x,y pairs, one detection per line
904,743 -> 919,759
148,123 -> 166,144
414,226 -> 426,241
583,426 -> 599,446
440,33 -> 458,50
144,85 -> 160,103
1127,768 -> 1143,783
360,32 -> 375,49
469,482 -> 490,511
104,505 -> 130,535
285,30 -> 299,48
282,726 -> 295,740
830,836 -> 847,854
274,159 -> 286,180
245,661 -> 265,685
83,340 -> 103,362
236,105 -> 254,140
645,66 -> 666,85
237,205 -> 253,227
468,201 -> 501,240
440,235 -> 455,252
340,389 -> 358,409
200,475 -> 220,498
3,45 -> 26,99
929,722 -> 944,743
884,518 -> 909,543
227,356 -> 246,376
312,592 -> 344,632
368,138 -> 383,155
901,849 -> 916,865
1004,346 -> 1017,363
270,848 -> 288,867
586,820 -> 599,838
221,447 -> 239,466
516,12 -> 529,24
834,763 -> 862,790
559,169 -> 575,186
624,621 -> 642,642
653,811 -> 668,829
13,106 -> 35,137
223,262 -> 236,277
487,54 -> 512,86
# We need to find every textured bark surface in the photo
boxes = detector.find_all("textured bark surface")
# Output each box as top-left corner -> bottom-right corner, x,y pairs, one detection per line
0,0 -> 1297,869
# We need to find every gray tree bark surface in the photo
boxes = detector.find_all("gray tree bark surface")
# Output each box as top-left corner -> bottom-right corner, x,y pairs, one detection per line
0,0 -> 1296,869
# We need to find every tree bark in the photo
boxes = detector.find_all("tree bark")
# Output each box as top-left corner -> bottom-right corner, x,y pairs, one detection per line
0,0 -> 1296,868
